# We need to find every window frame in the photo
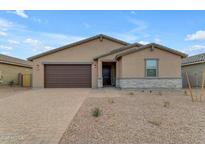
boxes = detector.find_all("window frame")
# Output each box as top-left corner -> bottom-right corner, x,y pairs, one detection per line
144,59 -> 159,78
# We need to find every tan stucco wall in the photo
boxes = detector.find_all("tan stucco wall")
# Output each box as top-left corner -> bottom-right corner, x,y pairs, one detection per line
98,46 -> 140,61
0,63 -> 31,85
98,46 -> 140,79
32,38 -> 125,88
120,47 -> 182,78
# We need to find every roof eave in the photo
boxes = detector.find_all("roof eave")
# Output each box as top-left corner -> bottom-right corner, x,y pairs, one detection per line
93,42 -> 143,60
27,34 -> 129,61
0,61 -> 32,68
182,61 -> 205,66
115,43 -> 187,60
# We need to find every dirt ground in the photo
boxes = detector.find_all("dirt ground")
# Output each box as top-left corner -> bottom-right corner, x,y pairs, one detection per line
60,89 -> 205,144
0,86 -> 30,99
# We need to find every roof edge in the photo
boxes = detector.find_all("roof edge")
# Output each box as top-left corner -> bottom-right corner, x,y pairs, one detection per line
182,61 -> 205,66
0,61 -> 32,68
0,54 -> 32,68
115,43 -> 188,59
93,42 -> 143,60
27,34 -> 129,61
182,52 -> 205,66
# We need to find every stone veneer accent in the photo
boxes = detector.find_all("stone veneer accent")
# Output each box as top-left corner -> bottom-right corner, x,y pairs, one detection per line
118,78 -> 182,89
97,78 -> 103,88
116,79 -> 120,88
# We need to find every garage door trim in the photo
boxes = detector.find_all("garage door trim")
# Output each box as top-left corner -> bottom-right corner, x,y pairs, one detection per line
42,62 -> 93,64
44,64 -> 92,88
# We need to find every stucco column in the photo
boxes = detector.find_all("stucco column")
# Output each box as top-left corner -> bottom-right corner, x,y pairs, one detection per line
115,60 -> 119,87
97,60 -> 103,88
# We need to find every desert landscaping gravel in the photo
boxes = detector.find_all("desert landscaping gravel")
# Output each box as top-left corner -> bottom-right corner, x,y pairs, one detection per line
60,89 -> 205,144
0,86 -> 30,99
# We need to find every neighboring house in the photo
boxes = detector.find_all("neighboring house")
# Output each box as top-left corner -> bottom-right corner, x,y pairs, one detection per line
182,53 -> 205,88
28,34 -> 187,89
0,54 -> 32,85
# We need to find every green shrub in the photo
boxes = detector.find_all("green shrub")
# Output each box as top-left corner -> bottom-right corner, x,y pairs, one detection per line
92,107 -> 101,117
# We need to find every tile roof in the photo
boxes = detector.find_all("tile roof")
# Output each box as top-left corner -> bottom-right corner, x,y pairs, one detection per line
182,53 -> 205,66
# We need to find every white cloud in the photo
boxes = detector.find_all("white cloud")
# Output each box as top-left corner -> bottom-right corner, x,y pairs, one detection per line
0,18 -> 13,30
0,31 -> 7,36
24,38 -> 46,52
24,38 -> 41,46
0,18 -> 26,32
0,45 -> 13,50
138,41 -> 149,45
109,18 -> 148,43
114,33 -> 138,42
110,18 -> 149,43
13,10 -> 28,18
19,31 -> 84,55
184,45 -> 205,55
0,17 -> 85,57
41,32 -> 85,45
22,34 -> 84,54
154,38 -> 162,44
185,30 -> 205,41
23,38 -> 54,53
44,46 -> 53,50
8,39 -> 20,44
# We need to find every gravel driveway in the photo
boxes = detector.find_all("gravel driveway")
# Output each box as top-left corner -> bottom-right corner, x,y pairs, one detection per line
0,86 -> 30,99
0,88 -> 90,143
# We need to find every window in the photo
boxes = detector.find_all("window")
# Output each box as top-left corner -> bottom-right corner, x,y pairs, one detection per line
145,59 -> 158,77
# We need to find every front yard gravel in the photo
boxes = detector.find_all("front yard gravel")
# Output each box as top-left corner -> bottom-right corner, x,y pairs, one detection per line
60,90 -> 205,144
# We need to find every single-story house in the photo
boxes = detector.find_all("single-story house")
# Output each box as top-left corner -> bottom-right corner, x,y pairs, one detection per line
0,54 -> 32,85
28,34 -> 187,89
182,53 -> 205,88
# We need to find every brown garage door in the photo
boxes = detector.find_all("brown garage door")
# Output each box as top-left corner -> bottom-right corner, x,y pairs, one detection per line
44,64 -> 91,88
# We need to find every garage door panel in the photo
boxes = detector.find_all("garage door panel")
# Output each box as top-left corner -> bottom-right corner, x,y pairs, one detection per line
44,64 -> 91,88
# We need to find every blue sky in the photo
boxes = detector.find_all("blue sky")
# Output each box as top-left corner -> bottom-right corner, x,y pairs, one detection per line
0,10 -> 205,59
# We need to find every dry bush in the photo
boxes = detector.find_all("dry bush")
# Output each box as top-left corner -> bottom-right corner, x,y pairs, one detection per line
147,120 -> 161,126
163,101 -> 170,108
184,90 -> 188,96
128,92 -> 134,95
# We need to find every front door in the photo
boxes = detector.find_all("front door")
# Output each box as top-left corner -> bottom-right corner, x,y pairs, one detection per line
103,65 -> 111,86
